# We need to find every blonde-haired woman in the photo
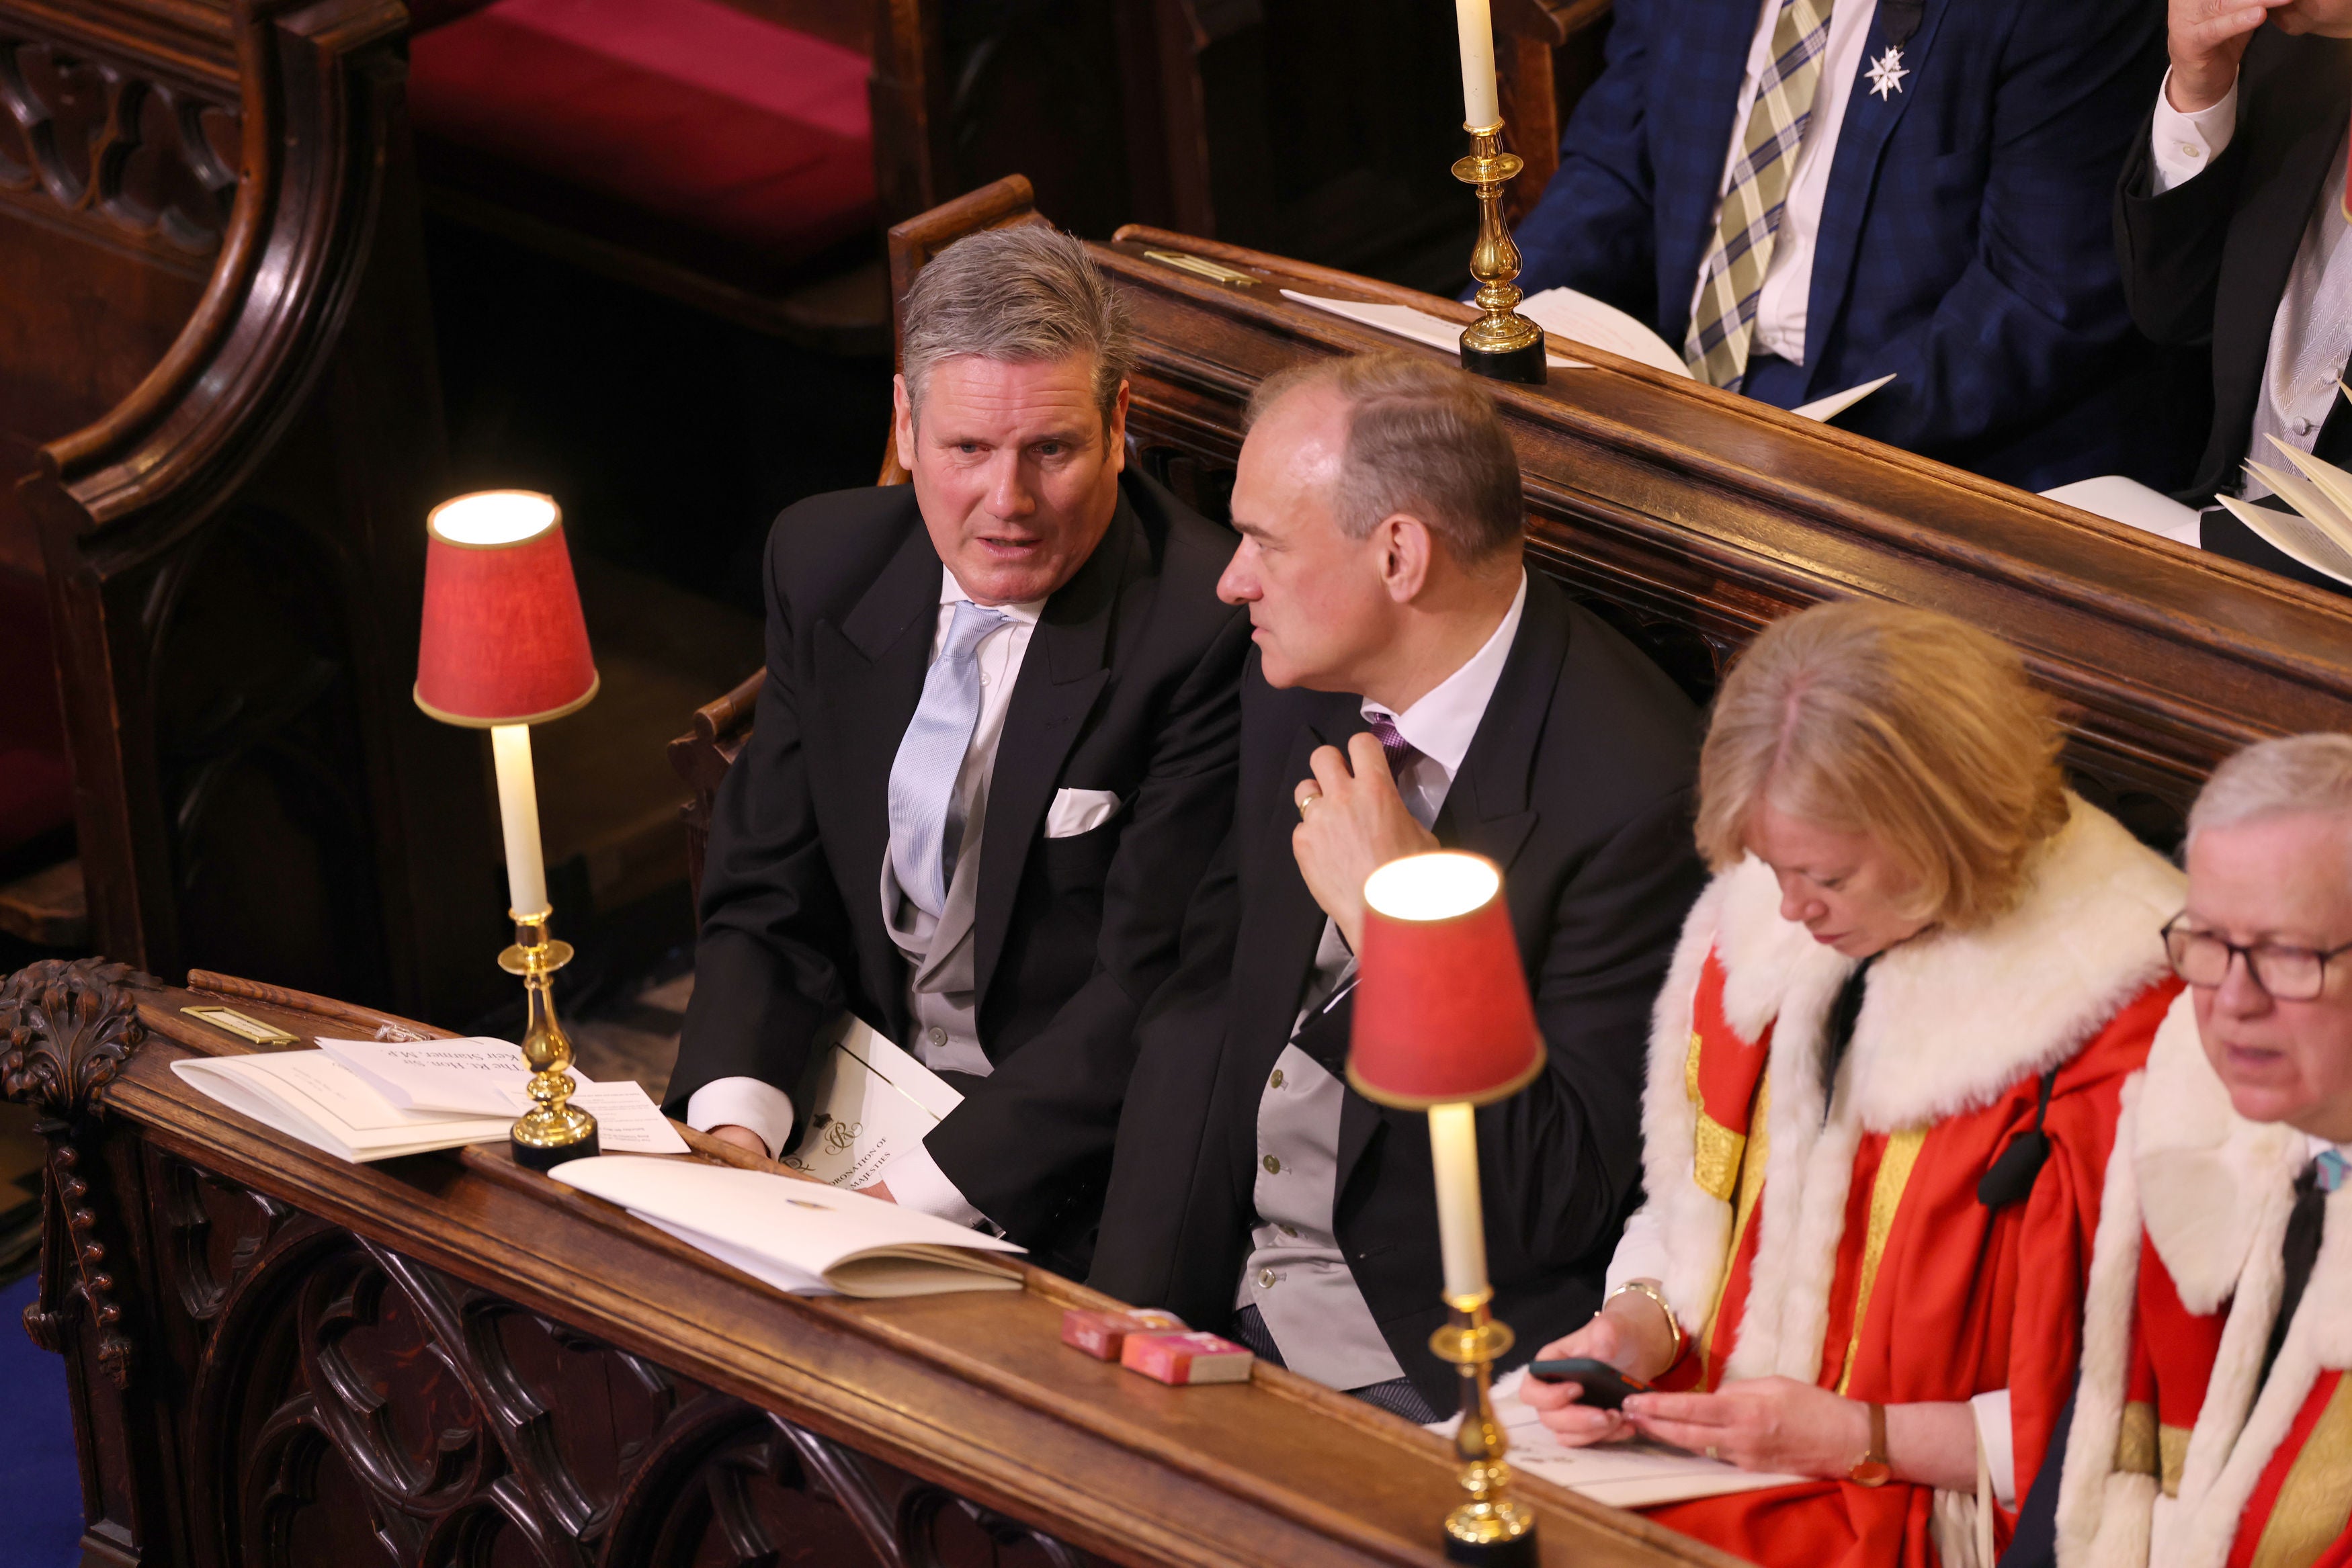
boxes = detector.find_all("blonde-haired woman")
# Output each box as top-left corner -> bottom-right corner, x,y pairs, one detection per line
1523,601 -> 2184,1568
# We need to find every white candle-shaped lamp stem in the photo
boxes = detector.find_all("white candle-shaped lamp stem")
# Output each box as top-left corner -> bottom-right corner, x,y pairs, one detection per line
1428,1100 -> 1490,1303
489,723 -> 550,919
1455,0 -> 1500,128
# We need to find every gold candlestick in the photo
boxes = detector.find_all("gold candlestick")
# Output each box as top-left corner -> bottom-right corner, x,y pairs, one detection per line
1431,1289 -> 1538,1564
1454,122 -> 1548,386
501,908 -> 599,1170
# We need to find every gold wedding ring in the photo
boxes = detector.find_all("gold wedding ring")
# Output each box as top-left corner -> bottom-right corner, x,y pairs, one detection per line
1296,791 -> 1322,819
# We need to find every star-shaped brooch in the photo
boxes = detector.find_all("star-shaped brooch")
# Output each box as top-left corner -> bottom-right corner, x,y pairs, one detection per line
1865,45 -> 1909,99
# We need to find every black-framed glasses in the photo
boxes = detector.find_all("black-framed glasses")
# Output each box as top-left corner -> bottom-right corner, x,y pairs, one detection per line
2160,915 -> 2352,1002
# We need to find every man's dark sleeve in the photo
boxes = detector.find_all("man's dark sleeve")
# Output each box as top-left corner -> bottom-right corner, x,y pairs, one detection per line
1510,0 -> 1660,310
2114,99 -> 2246,348
923,607 -> 1253,1244
1480,789 -> 1708,1265
1087,821 -> 1246,1314
663,522 -> 853,1121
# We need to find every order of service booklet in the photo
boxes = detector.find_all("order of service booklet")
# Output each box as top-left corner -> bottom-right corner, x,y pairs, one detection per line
782,1014 -> 964,1188
551,1154 -> 1025,1297
172,1038 -> 686,1163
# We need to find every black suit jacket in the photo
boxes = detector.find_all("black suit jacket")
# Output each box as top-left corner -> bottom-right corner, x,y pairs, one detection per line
2115,29 -> 2352,503
1089,574 -> 1708,1407
667,472 -> 1251,1255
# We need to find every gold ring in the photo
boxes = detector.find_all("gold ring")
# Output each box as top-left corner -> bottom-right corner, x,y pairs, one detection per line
1296,792 -> 1321,818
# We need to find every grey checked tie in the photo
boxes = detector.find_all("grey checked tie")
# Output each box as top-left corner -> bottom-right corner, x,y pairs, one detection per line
1683,0 -> 1837,388
887,600 -> 1009,918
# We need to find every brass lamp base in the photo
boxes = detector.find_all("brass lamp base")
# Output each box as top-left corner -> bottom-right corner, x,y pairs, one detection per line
499,910 -> 599,1171
1454,123 -> 1547,388
1431,1291 -> 1540,1564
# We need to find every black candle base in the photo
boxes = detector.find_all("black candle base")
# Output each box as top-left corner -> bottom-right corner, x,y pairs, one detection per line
1445,1526 -> 1540,1566
1460,333 -> 1548,386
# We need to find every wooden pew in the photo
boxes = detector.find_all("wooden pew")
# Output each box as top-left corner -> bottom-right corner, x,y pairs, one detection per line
674,176 -> 2352,906
2,0 -> 505,1021
0,954 -> 1731,1568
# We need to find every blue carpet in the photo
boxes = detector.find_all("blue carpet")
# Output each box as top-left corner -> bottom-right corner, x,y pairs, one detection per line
0,1272 -> 83,1568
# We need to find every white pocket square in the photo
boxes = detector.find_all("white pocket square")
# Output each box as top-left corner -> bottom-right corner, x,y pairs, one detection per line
1046,787 -> 1124,838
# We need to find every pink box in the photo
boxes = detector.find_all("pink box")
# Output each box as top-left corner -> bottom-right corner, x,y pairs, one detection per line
1119,1330 -> 1254,1386
1060,1307 -> 1185,1362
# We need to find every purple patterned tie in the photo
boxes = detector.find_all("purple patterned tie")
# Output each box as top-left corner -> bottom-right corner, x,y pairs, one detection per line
1364,713 -> 1421,779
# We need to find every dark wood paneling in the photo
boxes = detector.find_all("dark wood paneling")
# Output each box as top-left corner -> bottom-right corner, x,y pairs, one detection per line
0,956 -> 1740,1568
9,0 -> 505,1020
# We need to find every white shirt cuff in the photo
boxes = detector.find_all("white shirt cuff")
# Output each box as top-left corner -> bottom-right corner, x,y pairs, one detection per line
1972,1388 -> 2017,1509
683,1077 -> 797,1162
1604,1207 -> 1672,1297
2150,69 -> 2238,193
880,1139 -> 987,1228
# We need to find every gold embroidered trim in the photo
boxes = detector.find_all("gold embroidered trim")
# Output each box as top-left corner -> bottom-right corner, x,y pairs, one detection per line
2160,1422 -> 2190,1499
1836,1127 -> 1927,1396
1693,1113 -> 1746,1202
1687,1029 -> 1703,1100
2113,1401 -> 2157,1476
1703,1074 -> 1771,1381
2249,1381 -> 2352,1568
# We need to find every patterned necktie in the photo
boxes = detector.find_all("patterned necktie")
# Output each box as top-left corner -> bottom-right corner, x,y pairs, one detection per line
2262,1153 -> 2338,1385
886,600 -> 1010,918
1364,713 -> 1421,779
1683,0 -> 1839,388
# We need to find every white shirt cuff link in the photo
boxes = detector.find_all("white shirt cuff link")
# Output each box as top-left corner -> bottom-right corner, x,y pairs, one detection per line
1971,1388 -> 2017,1510
2150,70 -> 2238,194
880,1139 -> 988,1229
683,1076 -> 797,1162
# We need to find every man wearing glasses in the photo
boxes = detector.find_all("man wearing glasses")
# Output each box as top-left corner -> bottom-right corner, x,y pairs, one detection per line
2007,733 -> 2352,1568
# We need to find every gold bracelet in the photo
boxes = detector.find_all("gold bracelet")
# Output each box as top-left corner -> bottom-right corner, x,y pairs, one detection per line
1606,1279 -> 1687,1368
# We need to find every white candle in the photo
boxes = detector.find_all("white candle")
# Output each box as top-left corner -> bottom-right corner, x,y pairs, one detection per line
489,724 -> 550,918
1455,0 -> 1500,129
1428,1100 -> 1489,1302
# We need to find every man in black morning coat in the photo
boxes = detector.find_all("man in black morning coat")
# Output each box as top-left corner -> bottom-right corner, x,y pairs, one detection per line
1090,352 -> 1707,1419
665,226 -> 1249,1270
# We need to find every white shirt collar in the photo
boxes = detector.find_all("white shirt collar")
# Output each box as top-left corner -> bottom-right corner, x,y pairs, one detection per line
941,565 -> 1045,624
1361,571 -> 1527,781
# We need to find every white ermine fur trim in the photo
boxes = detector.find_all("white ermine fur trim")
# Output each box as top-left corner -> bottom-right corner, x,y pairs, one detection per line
2061,984 -> 2352,1568
2056,1075 -> 2150,1568
1638,799 -> 2181,1382
2134,992 -> 2300,1313
1844,803 -> 2182,1132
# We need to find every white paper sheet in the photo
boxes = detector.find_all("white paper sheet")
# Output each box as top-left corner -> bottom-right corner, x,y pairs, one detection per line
1281,291 -> 1593,367
785,1015 -> 964,1188
2216,494 -> 2352,587
1791,372 -> 1898,423
1517,286 -> 1690,378
565,1080 -> 689,1156
2040,475 -> 2204,548
1427,1368 -> 1809,1509
318,1035 -> 552,1115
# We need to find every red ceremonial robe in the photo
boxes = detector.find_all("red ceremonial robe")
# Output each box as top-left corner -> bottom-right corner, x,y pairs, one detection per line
1630,801 -> 2185,1568
2056,992 -> 2352,1568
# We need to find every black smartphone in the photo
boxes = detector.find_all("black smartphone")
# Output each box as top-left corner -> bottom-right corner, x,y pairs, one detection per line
1525,1357 -> 1650,1410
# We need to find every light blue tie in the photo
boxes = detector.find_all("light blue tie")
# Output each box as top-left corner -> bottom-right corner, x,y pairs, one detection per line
888,600 -> 1011,918
2319,1147 -> 2349,1194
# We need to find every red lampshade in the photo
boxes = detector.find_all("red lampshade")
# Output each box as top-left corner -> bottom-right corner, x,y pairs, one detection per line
414,491 -> 599,727
1347,851 -> 1542,1109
